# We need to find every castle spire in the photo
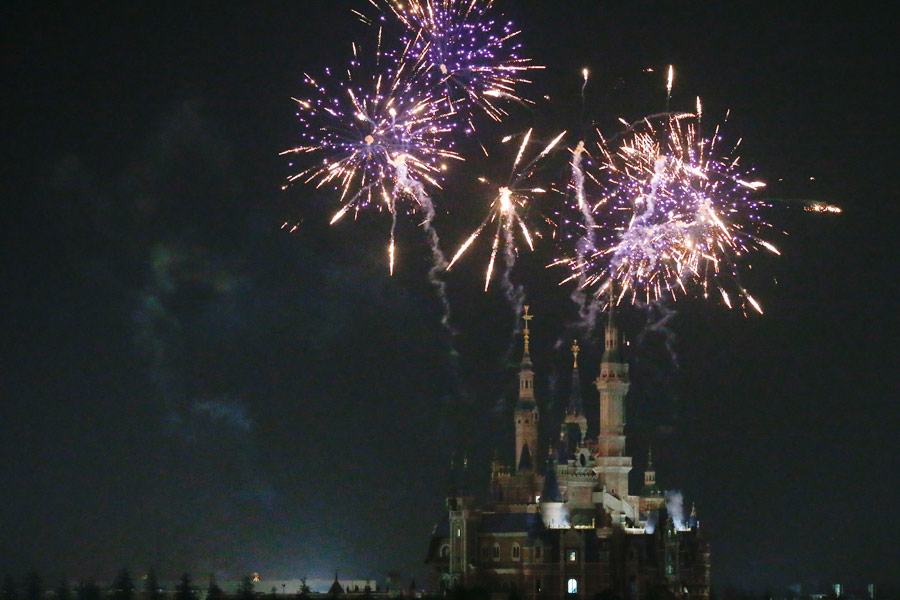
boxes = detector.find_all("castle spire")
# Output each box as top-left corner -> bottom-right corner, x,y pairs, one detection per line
517,306 -> 536,406
642,446 -> 660,496
522,305 -> 533,365
603,296 -> 622,363
567,339 -> 583,415
561,339 -> 588,454
515,306 -> 539,471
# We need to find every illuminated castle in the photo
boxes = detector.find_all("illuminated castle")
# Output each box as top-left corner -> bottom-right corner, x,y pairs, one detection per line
426,308 -> 710,599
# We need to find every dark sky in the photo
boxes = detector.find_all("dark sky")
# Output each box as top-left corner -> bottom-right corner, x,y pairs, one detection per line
2,1 -> 897,593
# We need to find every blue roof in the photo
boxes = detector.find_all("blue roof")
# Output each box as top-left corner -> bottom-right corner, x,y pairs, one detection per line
541,460 -> 563,502
518,443 -> 533,471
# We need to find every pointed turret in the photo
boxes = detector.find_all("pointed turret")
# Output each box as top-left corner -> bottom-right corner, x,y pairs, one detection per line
560,339 -> 588,455
517,442 -> 533,472
515,306 -> 539,471
689,502 -> 699,529
601,301 -> 623,363
567,339 -> 584,416
328,572 -> 343,597
540,454 -> 568,529
642,447 -> 661,496
540,455 -> 562,503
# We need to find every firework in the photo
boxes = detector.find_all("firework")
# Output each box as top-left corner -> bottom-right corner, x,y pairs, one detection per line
804,202 -> 842,213
281,41 -> 462,272
559,110 -> 775,313
373,0 -> 543,126
448,129 -> 566,290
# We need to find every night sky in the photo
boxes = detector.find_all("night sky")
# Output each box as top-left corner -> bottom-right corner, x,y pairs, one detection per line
2,1 -> 897,593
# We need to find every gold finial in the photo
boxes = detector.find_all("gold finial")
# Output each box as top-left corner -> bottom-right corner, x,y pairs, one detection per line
522,305 -> 533,356
571,339 -> 580,368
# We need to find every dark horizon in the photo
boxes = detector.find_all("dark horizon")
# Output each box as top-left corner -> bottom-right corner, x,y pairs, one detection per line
1,1 -> 896,593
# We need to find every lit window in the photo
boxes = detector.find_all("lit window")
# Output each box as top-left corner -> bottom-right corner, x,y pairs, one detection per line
568,549 -> 578,563
512,544 -> 520,561
493,544 -> 500,561
440,545 -> 449,558
456,527 -> 461,537
567,579 -> 578,594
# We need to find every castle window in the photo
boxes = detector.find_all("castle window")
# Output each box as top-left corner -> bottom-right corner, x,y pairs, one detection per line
511,543 -> 520,561
455,527 -> 461,537
440,544 -> 450,558
492,543 -> 500,561
567,549 -> 578,563
567,579 -> 578,594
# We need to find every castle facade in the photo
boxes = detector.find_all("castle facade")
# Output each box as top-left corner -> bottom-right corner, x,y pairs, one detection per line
426,308 -> 710,600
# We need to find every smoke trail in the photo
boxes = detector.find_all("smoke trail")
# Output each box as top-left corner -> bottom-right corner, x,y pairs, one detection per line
637,299 -> 679,369
569,141 -> 604,335
192,398 -> 254,433
665,490 -> 686,530
499,227 -> 526,366
390,154 -> 459,356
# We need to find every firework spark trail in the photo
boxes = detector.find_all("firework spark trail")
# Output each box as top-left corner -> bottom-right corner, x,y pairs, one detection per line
447,129 -> 566,291
374,0 -> 544,127
665,64 -> 674,112
581,68 -> 590,105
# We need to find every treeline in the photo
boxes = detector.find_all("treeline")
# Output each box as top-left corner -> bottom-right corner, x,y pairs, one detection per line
0,571 -> 309,600
0,571 -> 437,600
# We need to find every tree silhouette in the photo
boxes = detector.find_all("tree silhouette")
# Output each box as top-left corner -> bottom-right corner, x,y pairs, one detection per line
76,580 -> 100,600
112,569 -> 135,600
144,569 -> 162,600
56,580 -> 73,600
295,578 -> 310,600
237,576 -> 254,600
1,576 -> 18,600
206,575 -> 224,600
23,572 -> 41,600
174,574 -> 197,600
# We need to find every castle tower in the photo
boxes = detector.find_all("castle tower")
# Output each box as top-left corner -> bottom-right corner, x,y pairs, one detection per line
515,306 -> 539,472
643,447 -> 659,494
560,339 -> 588,456
640,447 -> 665,516
593,303 -> 632,496
540,453 -> 568,529
446,453 -> 477,587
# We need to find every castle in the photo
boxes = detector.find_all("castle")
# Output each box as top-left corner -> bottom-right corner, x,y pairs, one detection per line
425,307 -> 710,599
